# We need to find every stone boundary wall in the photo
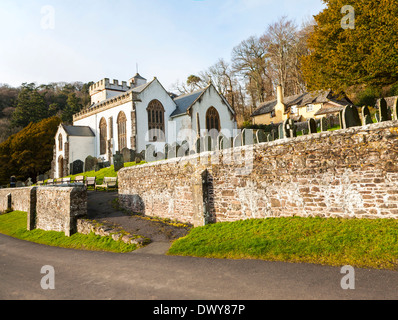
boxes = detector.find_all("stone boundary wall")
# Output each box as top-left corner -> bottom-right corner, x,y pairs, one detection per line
0,187 -> 37,230
36,186 -> 87,237
0,186 -> 87,236
119,121 -> 398,226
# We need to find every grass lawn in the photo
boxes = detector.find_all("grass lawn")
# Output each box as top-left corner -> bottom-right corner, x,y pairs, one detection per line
0,211 -> 137,253
168,217 -> 398,270
66,161 -> 146,184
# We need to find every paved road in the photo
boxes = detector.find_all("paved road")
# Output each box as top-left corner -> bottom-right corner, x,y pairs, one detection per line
0,234 -> 397,301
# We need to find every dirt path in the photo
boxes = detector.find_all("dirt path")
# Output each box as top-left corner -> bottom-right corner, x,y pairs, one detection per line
87,191 -> 191,244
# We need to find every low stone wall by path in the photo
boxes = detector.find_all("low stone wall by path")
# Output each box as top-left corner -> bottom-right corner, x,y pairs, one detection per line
36,186 -> 87,237
119,121 -> 398,227
0,187 -> 37,230
0,185 -> 87,236
77,219 -> 148,246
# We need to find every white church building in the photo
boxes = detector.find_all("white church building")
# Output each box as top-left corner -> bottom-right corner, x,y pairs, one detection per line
52,73 -> 237,179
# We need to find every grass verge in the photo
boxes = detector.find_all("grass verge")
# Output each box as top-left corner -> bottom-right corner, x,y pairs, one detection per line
167,217 -> 398,270
0,211 -> 137,253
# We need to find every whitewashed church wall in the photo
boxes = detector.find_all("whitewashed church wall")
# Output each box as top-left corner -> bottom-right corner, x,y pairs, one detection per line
190,85 -> 237,137
135,80 -> 177,153
68,136 -> 95,164
74,101 -> 133,157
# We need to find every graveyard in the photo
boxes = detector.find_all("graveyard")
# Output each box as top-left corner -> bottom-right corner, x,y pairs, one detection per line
1,101 -> 398,270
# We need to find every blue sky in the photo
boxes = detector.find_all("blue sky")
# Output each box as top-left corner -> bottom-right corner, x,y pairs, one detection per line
0,0 -> 326,91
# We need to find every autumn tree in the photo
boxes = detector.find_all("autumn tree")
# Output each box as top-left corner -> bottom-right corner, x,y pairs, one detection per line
301,0 -> 398,92
0,116 -> 61,184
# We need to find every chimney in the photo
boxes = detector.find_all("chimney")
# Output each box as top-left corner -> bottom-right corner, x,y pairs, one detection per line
277,85 -> 284,104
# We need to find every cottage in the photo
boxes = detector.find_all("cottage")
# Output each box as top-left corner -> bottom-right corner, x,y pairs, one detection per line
251,85 -> 353,125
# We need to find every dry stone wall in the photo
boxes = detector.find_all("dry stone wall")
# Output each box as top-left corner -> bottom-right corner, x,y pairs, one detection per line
0,186 -> 87,236
36,186 -> 87,236
119,121 -> 398,226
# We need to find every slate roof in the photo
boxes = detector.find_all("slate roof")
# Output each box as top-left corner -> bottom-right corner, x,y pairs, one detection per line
170,88 -> 206,117
252,90 -> 353,117
62,125 -> 95,137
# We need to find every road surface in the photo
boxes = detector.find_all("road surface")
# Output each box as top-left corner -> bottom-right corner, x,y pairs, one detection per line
0,233 -> 397,301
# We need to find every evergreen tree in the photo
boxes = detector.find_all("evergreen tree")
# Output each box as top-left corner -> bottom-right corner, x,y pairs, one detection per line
301,0 -> 398,92
12,83 -> 48,128
62,92 -> 83,124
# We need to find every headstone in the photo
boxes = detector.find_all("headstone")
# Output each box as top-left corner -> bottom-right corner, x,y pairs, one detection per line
242,129 -> 254,146
379,98 -> 392,122
26,178 -> 33,187
84,156 -> 97,172
308,118 -> 317,134
177,141 -> 190,157
163,144 -> 170,159
204,135 -> 214,151
256,129 -> 267,143
113,152 -> 124,172
139,150 -> 146,161
16,181 -> 24,188
121,148 -> 136,163
362,106 -> 373,125
103,161 -> 111,168
342,105 -> 362,129
278,124 -> 284,139
70,160 -> 84,175
375,112 -> 380,123
283,118 -> 297,138
339,110 -> 344,129
320,117 -> 329,132
393,97 -> 398,121
233,132 -> 242,147
168,143 -> 179,159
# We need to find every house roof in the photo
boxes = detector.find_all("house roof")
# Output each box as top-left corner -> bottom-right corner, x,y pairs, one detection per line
62,125 -> 95,137
251,90 -> 353,117
170,88 -> 206,118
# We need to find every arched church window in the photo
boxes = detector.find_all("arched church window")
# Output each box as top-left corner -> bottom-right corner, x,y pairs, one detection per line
147,100 -> 165,142
206,107 -> 220,132
99,117 -> 107,155
58,134 -> 63,151
117,111 -> 127,151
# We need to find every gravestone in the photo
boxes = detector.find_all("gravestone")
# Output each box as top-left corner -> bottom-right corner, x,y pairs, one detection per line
233,132 -> 242,147
121,148 -> 136,163
379,98 -> 392,122
70,160 -> 84,175
278,124 -> 284,139
242,129 -> 254,146
308,118 -> 317,134
178,141 -> 190,157
362,106 -> 373,125
168,143 -> 179,159
163,144 -> 170,159
342,105 -> 362,129
103,161 -> 111,168
283,118 -> 297,138
256,129 -> 267,143
393,97 -> 398,121
320,117 -> 329,132
113,152 -> 124,172
26,178 -> 33,186
84,156 -> 97,172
